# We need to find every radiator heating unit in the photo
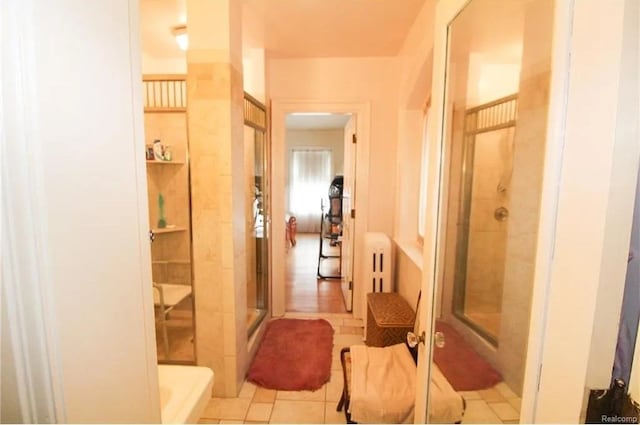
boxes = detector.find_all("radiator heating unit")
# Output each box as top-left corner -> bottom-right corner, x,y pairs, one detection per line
364,232 -> 393,293
363,233 -> 393,338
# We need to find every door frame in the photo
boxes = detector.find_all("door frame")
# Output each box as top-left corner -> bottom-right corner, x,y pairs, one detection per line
416,0 -> 638,422
271,100 -> 371,318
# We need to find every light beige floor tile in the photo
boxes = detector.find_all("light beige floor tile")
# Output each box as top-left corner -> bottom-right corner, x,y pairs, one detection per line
246,403 -> 273,422
269,400 -> 325,424
333,334 -> 365,347
478,387 -> 506,403
459,390 -> 482,401
507,397 -> 522,412
461,399 -> 502,424
342,319 -> 363,327
338,326 -> 363,335
494,382 -> 518,399
276,386 -> 326,401
253,387 -> 277,403
239,381 -> 257,399
326,371 -> 344,402
202,397 -> 252,421
325,318 -> 344,329
489,402 -> 519,421
325,402 -> 346,424
331,351 -> 343,371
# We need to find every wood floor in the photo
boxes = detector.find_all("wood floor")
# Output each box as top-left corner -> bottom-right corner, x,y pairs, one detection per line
286,233 -> 347,313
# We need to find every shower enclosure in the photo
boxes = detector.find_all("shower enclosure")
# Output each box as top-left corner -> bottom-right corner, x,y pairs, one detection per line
452,95 -> 518,345
244,93 -> 269,336
143,75 -> 196,364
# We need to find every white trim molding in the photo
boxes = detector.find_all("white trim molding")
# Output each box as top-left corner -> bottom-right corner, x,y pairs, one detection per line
270,100 -> 371,319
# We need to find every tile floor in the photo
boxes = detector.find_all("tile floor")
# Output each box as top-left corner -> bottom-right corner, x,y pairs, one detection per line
198,311 -> 522,424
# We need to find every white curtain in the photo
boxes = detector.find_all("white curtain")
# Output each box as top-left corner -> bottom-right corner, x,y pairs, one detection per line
290,149 -> 332,232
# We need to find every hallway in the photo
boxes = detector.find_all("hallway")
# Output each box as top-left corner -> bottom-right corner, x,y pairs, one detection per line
286,233 -> 347,313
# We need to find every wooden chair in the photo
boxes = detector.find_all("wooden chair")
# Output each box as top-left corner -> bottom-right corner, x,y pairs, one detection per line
153,283 -> 192,359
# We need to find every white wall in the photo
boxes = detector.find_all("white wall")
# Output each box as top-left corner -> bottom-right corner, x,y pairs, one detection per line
2,0 -> 160,422
532,0 -> 640,421
269,57 -> 401,234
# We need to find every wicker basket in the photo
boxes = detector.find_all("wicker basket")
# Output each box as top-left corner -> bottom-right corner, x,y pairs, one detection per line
366,293 -> 415,347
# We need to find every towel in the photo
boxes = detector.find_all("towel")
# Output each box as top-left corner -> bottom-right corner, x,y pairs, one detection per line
349,343 -> 416,423
429,364 -> 465,423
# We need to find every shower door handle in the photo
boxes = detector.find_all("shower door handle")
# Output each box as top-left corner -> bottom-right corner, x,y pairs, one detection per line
407,331 -> 425,348
407,331 -> 446,348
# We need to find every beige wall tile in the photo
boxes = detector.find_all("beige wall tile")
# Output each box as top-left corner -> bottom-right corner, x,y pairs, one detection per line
225,355 -> 238,396
223,313 -> 237,356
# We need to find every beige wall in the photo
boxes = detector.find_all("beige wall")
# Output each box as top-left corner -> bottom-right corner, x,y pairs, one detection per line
269,57 -> 401,235
394,247 -> 423,316
392,0 -> 436,309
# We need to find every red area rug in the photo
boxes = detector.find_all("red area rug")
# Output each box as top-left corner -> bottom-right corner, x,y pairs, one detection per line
433,320 -> 502,391
247,318 -> 334,391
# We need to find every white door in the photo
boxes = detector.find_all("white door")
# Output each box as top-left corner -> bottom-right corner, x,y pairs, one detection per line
341,115 -> 357,311
414,0 -> 562,422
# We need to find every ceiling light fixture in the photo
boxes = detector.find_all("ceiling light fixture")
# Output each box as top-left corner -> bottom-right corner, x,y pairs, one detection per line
172,24 -> 188,51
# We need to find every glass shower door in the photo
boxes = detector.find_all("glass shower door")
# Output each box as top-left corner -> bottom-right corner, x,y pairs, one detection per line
452,101 -> 517,345
420,0 -> 555,420
245,94 -> 269,336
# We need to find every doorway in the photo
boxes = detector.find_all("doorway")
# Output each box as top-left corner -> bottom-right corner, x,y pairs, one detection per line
271,101 -> 371,318
283,112 -> 353,313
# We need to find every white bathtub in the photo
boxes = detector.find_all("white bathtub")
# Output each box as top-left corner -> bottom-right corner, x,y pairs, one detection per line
157,365 -> 214,424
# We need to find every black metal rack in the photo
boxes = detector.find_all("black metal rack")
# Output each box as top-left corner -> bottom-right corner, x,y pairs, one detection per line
317,176 -> 343,279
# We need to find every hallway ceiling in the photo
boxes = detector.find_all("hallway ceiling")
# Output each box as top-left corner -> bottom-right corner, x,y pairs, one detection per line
286,113 -> 351,130
140,0 -> 427,61
243,0 -> 427,58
